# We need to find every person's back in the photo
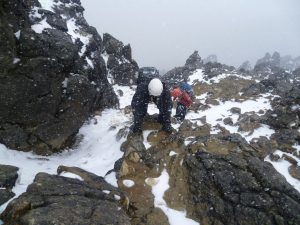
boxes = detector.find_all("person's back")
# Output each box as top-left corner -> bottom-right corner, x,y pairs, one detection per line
171,83 -> 193,121
131,77 -> 173,134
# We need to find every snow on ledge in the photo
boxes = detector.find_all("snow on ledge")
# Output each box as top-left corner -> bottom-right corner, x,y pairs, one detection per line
59,171 -> 84,181
150,169 -> 199,225
31,18 -> 52,34
38,0 -> 55,12
265,150 -> 300,193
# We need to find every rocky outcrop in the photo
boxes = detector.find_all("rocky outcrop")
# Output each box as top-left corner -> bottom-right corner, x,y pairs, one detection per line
103,33 -> 139,85
254,51 -> 300,77
203,62 -> 235,78
0,167 -> 130,225
185,147 -> 300,225
238,61 -> 252,72
0,0 -> 119,155
0,165 -> 18,205
185,50 -> 203,70
163,51 -> 203,85
280,55 -> 300,72
242,71 -> 295,97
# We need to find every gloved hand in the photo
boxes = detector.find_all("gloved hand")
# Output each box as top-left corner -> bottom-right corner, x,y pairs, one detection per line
162,124 -> 174,134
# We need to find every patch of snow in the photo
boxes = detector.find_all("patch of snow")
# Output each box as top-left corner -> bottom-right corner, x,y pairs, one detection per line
62,78 -> 69,88
59,172 -> 83,181
13,58 -> 21,64
31,18 -> 52,34
148,102 -> 160,115
188,69 -> 205,83
172,123 -> 181,130
243,124 -> 275,142
188,69 -> 251,84
195,92 -> 209,104
66,18 -> 92,56
123,179 -> 135,187
103,190 -> 110,194
14,30 -> 21,39
265,150 -> 300,193
113,85 -> 136,109
291,105 -> 300,111
0,109 -> 128,212
85,57 -> 94,69
114,194 -> 121,200
292,144 -> 300,154
169,151 -> 177,156
143,130 -> 153,149
38,0 -> 55,12
184,137 -> 194,146
151,170 -> 199,225
29,7 -> 42,20
102,53 -> 109,67
105,172 -> 118,187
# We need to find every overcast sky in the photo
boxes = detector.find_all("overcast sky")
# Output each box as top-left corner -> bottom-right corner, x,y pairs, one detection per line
81,0 -> 300,71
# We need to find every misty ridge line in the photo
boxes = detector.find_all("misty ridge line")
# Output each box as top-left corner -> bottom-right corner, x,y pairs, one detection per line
81,0 -> 300,71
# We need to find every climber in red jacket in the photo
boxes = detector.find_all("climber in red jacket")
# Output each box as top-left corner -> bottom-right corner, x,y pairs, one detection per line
171,86 -> 193,121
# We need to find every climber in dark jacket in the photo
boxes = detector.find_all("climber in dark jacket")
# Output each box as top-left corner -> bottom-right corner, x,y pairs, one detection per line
131,78 -> 173,134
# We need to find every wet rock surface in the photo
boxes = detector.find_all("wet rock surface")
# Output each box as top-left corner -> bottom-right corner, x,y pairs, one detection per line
0,167 -> 130,225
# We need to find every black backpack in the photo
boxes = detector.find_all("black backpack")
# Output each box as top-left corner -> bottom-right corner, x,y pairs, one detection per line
137,67 -> 159,84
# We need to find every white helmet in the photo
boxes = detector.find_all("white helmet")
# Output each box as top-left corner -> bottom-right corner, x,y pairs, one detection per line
148,78 -> 163,96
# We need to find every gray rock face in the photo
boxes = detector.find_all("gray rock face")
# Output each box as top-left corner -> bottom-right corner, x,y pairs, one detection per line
103,33 -> 139,85
238,61 -> 252,72
203,62 -> 235,78
0,0 -> 119,155
185,50 -> 203,69
0,169 -> 130,225
184,135 -> 300,225
254,51 -> 300,76
0,165 -> 18,205
163,51 -> 204,85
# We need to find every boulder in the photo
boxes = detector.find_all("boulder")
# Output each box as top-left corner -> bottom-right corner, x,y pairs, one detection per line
0,168 -> 130,225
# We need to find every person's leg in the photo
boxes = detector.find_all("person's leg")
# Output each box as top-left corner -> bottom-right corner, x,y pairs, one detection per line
174,103 -> 186,121
132,103 -> 148,134
158,103 -> 172,133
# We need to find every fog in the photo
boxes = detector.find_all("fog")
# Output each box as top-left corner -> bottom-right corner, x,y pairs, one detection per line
81,0 -> 300,71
